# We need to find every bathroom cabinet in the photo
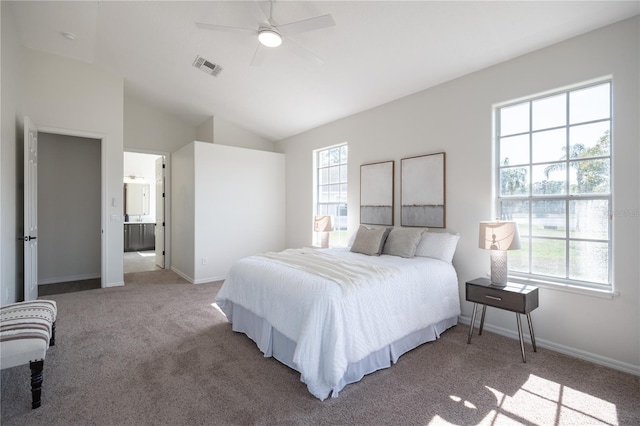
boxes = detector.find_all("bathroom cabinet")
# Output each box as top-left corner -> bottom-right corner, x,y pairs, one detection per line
124,223 -> 155,252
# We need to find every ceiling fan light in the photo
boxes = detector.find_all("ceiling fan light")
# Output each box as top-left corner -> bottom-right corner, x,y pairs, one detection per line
258,29 -> 282,47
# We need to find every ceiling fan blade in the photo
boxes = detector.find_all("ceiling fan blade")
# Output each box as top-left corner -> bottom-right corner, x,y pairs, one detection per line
195,22 -> 256,35
250,43 -> 267,67
244,1 -> 270,27
277,14 -> 335,36
283,37 -> 325,66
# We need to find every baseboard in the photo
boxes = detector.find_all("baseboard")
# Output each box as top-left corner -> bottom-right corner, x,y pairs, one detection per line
459,315 -> 640,376
168,267 -> 225,284
38,273 -> 101,285
170,266 -> 194,283
193,275 -> 226,284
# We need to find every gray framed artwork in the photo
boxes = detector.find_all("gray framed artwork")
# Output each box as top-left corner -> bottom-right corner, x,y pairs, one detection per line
360,161 -> 394,226
401,152 -> 445,228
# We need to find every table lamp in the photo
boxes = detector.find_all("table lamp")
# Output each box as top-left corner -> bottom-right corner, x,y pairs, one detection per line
314,215 -> 333,248
478,220 -> 521,286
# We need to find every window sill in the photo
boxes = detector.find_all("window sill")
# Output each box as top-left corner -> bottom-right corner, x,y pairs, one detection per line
507,276 -> 619,299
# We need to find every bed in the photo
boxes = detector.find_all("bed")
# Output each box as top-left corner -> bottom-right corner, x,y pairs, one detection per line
214,226 -> 461,400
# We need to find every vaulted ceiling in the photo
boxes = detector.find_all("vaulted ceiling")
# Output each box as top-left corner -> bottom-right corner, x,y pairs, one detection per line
7,1 -> 639,141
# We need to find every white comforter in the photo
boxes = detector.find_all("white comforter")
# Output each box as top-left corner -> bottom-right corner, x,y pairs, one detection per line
215,248 -> 460,400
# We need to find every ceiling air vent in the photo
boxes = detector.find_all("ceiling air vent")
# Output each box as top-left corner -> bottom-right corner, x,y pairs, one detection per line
193,55 -> 223,77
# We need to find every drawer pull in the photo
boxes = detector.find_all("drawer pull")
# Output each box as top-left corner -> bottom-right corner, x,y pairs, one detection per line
485,295 -> 502,301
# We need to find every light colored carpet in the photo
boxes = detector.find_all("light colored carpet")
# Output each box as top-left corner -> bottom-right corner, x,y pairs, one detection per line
1,269 -> 638,425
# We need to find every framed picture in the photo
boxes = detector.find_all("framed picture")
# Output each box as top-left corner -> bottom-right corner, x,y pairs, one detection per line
360,161 -> 394,226
401,152 -> 445,228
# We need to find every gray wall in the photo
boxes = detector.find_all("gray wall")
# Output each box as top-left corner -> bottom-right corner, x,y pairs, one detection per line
38,133 -> 101,284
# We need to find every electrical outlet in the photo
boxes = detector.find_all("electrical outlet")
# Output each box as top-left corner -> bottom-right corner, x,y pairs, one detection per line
201,258 -> 207,265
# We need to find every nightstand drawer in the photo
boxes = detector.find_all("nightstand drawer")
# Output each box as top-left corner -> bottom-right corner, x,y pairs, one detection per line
466,285 -> 523,312
465,278 -> 538,314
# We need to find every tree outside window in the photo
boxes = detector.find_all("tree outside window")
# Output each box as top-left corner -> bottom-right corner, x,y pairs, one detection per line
497,82 -> 611,288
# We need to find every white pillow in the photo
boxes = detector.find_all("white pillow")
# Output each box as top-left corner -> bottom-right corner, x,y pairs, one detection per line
382,228 -> 425,258
415,232 -> 460,263
350,225 -> 390,256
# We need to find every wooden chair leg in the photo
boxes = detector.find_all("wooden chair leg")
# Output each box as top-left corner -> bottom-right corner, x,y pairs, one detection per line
50,321 -> 56,346
30,360 -> 44,409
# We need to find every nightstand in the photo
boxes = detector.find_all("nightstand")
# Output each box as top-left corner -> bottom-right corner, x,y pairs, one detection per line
466,277 -> 539,362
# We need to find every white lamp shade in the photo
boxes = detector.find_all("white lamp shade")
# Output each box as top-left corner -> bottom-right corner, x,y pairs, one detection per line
478,221 -> 521,251
258,29 -> 282,47
314,215 -> 333,232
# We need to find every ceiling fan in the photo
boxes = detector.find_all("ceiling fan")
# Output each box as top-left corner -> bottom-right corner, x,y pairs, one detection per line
195,1 -> 335,66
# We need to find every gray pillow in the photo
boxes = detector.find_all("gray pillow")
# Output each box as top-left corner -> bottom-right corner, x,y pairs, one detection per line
350,225 -> 390,256
382,228 -> 425,258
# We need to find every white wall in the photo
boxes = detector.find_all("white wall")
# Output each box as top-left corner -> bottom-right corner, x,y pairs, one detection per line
170,143 -> 196,280
38,133 -> 101,284
213,116 -> 274,151
172,142 -> 286,283
195,115 -> 273,150
275,17 -> 640,373
193,143 -> 285,282
1,2 -> 25,304
124,93 -> 196,153
21,48 -> 125,287
196,117 -> 214,144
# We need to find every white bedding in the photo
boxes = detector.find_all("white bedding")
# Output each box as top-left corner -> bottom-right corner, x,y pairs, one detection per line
215,247 -> 461,400
254,247 -> 398,291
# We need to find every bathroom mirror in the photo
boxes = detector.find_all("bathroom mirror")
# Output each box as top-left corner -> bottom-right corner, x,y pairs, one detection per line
124,183 -> 150,216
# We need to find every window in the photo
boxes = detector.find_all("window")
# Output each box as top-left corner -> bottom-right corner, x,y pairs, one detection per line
496,81 -> 612,289
314,144 -> 348,246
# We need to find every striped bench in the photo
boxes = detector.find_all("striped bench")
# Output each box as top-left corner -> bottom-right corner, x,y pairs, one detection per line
0,300 -> 57,409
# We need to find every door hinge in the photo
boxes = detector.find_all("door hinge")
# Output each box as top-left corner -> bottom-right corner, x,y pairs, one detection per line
162,163 -> 166,169
162,250 -> 165,255
162,222 -> 165,227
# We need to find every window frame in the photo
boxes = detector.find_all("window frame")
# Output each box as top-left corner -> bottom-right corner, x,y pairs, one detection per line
495,80 -> 613,292
313,143 -> 348,247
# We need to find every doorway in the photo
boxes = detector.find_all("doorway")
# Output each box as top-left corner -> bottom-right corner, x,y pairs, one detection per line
37,132 -> 102,295
23,118 -> 109,301
123,151 -> 165,273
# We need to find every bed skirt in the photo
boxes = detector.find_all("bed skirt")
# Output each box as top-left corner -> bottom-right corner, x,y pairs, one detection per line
224,302 -> 458,399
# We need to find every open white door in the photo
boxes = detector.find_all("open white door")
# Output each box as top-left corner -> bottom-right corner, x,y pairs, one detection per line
23,117 -> 38,301
155,156 -> 165,268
